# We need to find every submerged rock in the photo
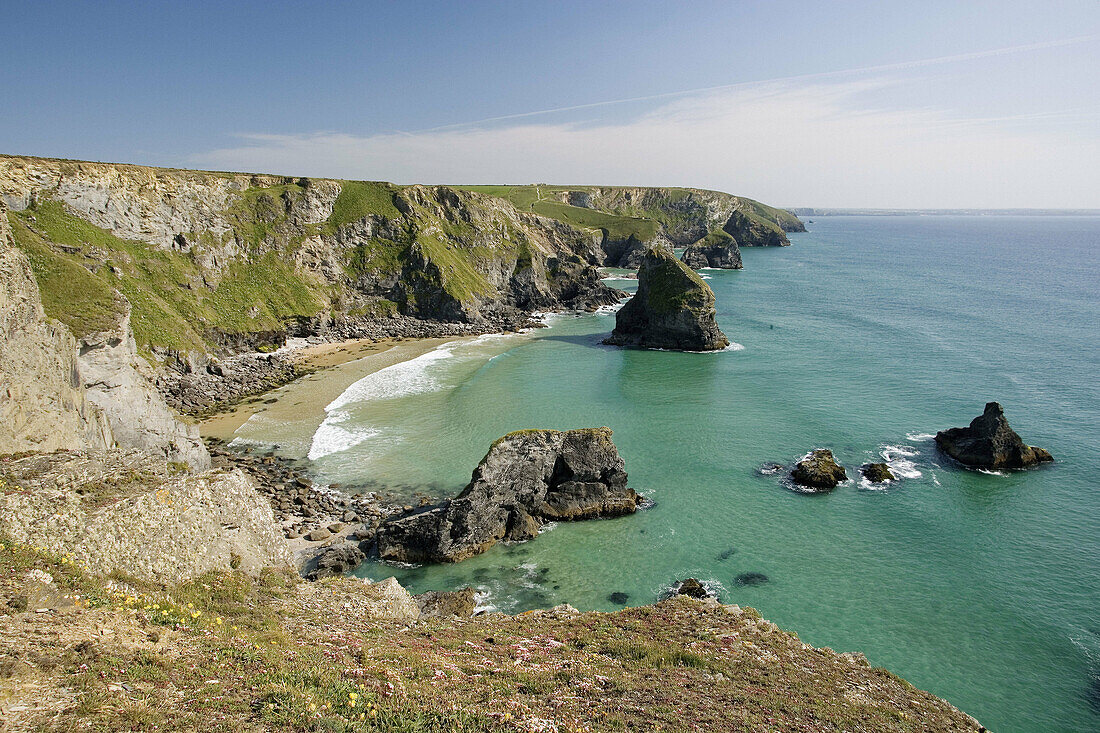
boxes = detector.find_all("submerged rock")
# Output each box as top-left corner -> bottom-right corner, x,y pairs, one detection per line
861,462 -> 896,483
375,428 -> 640,563
608,591 -> 630,604
935,402 -> 1053,470
791,449 -> 847,491
603,247 -> 729,351
680,230 -> 743,269
735,572 -> 769,586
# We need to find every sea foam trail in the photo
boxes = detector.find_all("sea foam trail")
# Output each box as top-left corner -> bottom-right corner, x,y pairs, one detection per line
307,342 -> 460,460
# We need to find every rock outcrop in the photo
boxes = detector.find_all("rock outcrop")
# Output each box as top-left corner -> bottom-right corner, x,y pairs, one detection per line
791,449 -> 848,491
0,201 -> 113,454
935,402 -> 1053,470
861,462 -> 896,483
680,231 -> 743,269
76,305 -> 210,470
376,428 -> 640,563
0,449 -> 290,583
604,247 -> 729,351
306,541 -> 366,581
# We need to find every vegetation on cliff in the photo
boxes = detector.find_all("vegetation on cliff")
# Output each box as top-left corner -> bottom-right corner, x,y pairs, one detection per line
0,538 -> 981,732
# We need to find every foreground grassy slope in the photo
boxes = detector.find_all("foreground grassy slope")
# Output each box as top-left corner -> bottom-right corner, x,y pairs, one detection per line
0,537 -> 980,732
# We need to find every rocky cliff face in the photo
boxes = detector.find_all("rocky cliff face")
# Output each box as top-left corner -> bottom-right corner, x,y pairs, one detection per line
76,305 -> 210,469
604,247 -> 729,351
551,186 -> 803,246
0,200 -> 113,454
376,428 -> 640,563
0,156 -> 619,364
0,449 -> 288,583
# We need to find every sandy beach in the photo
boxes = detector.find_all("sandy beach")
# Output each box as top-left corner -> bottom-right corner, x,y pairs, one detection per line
199,336 -> 466,445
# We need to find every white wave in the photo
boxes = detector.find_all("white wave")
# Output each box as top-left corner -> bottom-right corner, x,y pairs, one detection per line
881,444 -> 923,480
307,342 -> 461,460
700,274 -> 713,280
906,432 -> 936,441
537,521 -> 558,534
978,468 -> 1009,476
473,587 -> 498,614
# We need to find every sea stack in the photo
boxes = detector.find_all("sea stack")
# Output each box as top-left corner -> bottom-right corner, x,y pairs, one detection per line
604,247 -> 729,351
680,230 -> 743,269
375,428 -> 641,563
935,402 -> 1053,470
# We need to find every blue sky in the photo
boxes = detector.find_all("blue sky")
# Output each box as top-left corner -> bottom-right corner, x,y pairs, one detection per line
2,0 -> 1098,207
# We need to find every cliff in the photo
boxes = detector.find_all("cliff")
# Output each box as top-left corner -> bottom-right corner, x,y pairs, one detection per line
0,155 -> 619,363
0,200 -> 113,453
458,184 -> 804,267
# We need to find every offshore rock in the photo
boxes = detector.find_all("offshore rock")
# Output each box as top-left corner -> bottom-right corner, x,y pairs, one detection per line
935,402 -> 1053,470
861,462 -> 896,483
604,247 -> 729,351
376,428 -> 640,563
791,449 -> 848,491
680,231 -> 743,269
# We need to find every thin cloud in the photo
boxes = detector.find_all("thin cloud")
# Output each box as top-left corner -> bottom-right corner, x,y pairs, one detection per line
408,34 -> 1100,134
192,77 -> 1099,209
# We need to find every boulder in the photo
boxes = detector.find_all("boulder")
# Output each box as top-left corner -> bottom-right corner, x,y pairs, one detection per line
791,449 -> 847,491
376,428 -> 640,563
861,462 -> 896,483
680,231 -> 743,269
673,578 -> 712,599
934,402 -> 1053,470
603,247 -> 729,351
307,541 -> 365,581
415,588 -> 477,618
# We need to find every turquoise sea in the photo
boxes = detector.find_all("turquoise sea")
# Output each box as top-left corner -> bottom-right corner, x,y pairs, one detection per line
234,216 -> 1100,732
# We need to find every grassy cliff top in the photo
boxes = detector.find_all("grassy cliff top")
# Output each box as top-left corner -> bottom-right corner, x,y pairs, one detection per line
0,536 -> 981,732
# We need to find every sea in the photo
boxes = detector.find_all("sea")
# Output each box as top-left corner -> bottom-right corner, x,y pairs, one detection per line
226,215 -> 1100,732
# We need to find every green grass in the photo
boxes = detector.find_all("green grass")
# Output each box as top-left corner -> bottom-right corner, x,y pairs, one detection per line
325,181 -> 403,234
7,213 -> 125,338
641,252 -> 712,316
9,201 -> 322,353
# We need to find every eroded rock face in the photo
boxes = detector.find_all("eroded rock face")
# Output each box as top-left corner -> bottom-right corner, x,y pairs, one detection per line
376,428 -> 640,563
415,588 -> 477,618
0,201 -> 113,454
604,247 -> 729,351
935,402 -> 1053,470
0,450 -> 290,583
76,306 -> 209,470
680,232 -> 743,269
791,449 -> 848,491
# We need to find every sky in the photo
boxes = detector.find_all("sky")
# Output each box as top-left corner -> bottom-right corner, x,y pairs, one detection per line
2,0 -> 1098,208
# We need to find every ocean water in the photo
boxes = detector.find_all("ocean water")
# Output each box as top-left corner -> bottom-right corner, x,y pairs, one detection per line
238,216 -> 1100,732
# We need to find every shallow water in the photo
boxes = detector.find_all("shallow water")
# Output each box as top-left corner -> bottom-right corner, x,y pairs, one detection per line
231,216 -> 1100,732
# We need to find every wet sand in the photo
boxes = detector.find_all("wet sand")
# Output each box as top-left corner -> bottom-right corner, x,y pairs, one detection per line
199,336 -> 464,446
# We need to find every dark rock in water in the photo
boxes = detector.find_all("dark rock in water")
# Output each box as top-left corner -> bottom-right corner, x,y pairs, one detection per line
718,547 -> 737,561
672,578 -> 712,599
415,588 -> 477,618
861,462 -> 896,483
608,592 -> 630,604
790,449 -> 847,491
376,427 -> 641,563
680,230 -> 743,270
306,542 -> 365,581
735,572 -> 769,586
758,463 -> 785,475
603,247 -> 729,352
935,402 -> 1053,470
